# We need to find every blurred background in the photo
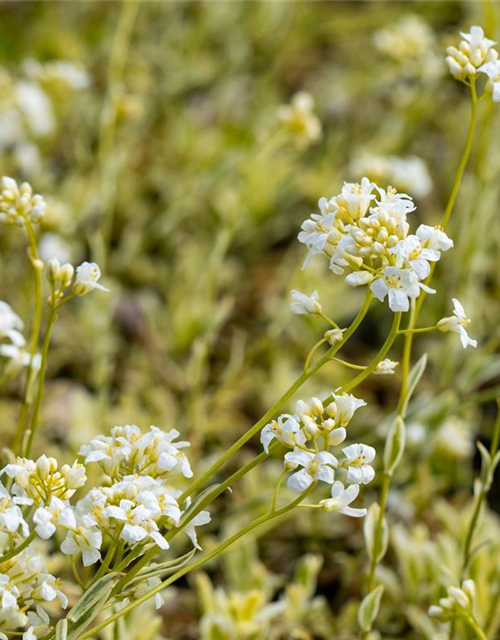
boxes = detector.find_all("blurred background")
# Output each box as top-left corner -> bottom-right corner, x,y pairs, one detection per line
0,2 -> 500,638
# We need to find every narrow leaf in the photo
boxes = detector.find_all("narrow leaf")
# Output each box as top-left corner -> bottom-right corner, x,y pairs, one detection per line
67,572 -> 118,624
55,619 -> 68,640
400,353 -> 427,416
383,416 -> 406,476
358,585 -> 385,632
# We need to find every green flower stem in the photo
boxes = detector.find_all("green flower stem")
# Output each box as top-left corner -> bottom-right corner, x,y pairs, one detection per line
397,326 -> 436,335
366,472 -> 390,592
78,486 -> 315,640
303,337 -> 328,373
331,357 -> 366,372
467,615 -> 488,640
0,531 -> 36,565
335,311 -> 402,397
23,304 -> 58,457
12,221 -> 44,455
461,401 -> 500,579
177,290 -> 373,506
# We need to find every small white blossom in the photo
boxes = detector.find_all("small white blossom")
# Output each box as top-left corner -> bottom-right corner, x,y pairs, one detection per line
285,450 -> 337,493
342,443 -> 376,484
0,484 -> 30,536
324,328 -> 344,345
0,300 -> 25,347
437,298 -> 477,348
33,497 -> 76,539
60,516 -> 102,566
429,579 -> 476,622
319,481 -> 367,517
183,510 -> 211,550
374,359 -> 399,375
73,261 -> 108,296
416,224 -> 453,253
278,92 -> 322,147
261,414 -> 306,454
479,59 -> 500,101
0,344 -> 41,373
290,289 -> 322,315
370,266 -> 435,312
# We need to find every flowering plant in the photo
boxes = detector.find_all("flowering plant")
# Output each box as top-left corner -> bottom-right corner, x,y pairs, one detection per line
0,10 -> 499,640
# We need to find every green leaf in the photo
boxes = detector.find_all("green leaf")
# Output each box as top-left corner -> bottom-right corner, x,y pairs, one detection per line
55,619 -> 68,640
358,585 -> 384,632
383,416 -> 406,476
129,548 -> 197,584
364,503 -> 389,564
66,572 -> 118,639
400,353 -> 427,416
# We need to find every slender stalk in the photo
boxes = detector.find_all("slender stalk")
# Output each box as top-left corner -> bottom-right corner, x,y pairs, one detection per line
467,616 -> 488,640
12,222 -> 44,454
461,402 -> 500,578
177,290 -> 373,505
23,305 -> 58,457
0,531 -> 36,564
366,472 -> 390,592
77,487 -> 315,640
336,311 -> 402,396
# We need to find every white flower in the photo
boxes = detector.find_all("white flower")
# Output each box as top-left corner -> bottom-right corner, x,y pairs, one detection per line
80,425 -> 192,480
344,271 -> 374,287
329,393 -> 367,428
370,266 -> 435,312
0,300 -> 25,347
342,443 -> 376,484
324,328 -> 344,345
374,359 -> 399,375
285,450 -> 337,493
429,579 -> 476,622
261,414 -> 306,453
0,484 -> 29,536
16,81 -> 55,137
73,261 -> 109,295
60,517 -> 102,566
479,59 -> 500,101
290,289 -> 322,315
319,481 -> 367,517
437,298 -> 477,348
416,224 -> 453,253
278,92 -> 322,147
33,497 -> 76,539
183,510 -> 211,550
0,344 -> 41,373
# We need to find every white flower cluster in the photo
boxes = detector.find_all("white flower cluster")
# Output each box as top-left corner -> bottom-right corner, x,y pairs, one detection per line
446,26 -> 497,81
47,258 -> 109,299
0,546 -> 67,640
446,26 -> 500,101
298,178 -> 453,312
428,579 -> 477,623
278,92 -> 322,147
261,393 -> 374,517
0,424 -> 210,638
0,176 -> 46,226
